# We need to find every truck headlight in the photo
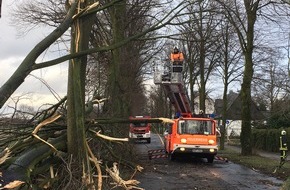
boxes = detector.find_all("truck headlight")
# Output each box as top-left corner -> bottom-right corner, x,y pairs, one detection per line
208,140 -> 215,144
209,149 -> 215,153
181,138 -> 187,143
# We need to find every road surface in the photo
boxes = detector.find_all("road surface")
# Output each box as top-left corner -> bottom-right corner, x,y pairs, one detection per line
134,134 -> 283,190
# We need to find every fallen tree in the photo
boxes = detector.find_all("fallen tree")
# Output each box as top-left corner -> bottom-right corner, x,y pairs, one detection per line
0,101 -> 141,189
0,97 -> 171,189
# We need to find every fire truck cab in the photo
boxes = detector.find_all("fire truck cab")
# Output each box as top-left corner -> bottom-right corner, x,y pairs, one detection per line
164,117 -> 217,163
129,116 -> 151,143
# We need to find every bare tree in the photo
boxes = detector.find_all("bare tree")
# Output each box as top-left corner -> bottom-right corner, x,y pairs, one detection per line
253,49 -> 289,113
179,0 -> 221,113
216,0 -> 290,155
215,19 -> 243,150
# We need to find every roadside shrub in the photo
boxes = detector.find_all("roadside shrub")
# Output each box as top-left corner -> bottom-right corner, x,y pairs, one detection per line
252,129 -> 267,150
252,128 -> 290,152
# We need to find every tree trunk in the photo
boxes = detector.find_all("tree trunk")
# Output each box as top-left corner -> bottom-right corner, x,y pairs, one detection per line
66,0 -> 95,188
240,54 -> 254,155
199,40 -> 206,112
198,2 -> 206,113
220,84 -> 228,150
3,135 -> 66,186
188,53 -> 197,113
220,24 -> 230,150
240,0 -> 258,156
108,1 -> 127,118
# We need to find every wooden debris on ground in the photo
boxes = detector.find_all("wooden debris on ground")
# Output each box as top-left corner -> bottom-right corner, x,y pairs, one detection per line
106,163 -> 144,190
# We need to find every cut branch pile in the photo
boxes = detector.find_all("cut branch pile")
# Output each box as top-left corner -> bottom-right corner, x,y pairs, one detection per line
0,111 -> 147,189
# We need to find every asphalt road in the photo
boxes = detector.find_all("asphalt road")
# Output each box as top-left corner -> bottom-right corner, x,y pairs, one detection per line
134,134 -> 284,190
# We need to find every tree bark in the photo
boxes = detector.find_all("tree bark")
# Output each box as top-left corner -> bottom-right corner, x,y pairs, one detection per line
66,0 -> 95,187
108,0 -> 128,118
3,135 -> 66,186
220,23 -> 230,150
240,0 -> 258,155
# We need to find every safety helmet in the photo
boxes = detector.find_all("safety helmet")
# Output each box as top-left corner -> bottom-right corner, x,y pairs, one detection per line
281,130 -> 286,136
173,46 -> 179,52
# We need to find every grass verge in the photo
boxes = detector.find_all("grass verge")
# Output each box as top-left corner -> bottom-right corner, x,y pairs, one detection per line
218,147 -> 290,189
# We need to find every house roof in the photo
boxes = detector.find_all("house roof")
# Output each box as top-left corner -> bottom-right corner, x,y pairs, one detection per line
214,92 -> 266,120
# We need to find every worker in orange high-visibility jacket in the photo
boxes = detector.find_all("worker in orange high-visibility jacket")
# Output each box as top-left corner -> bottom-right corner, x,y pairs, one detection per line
170,47 -> 184,65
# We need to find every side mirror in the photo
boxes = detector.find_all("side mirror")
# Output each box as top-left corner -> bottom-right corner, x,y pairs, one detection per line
164,130 -> 169,136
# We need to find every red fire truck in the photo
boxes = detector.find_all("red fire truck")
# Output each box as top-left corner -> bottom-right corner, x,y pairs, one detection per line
129,116 -> 151,143
154,50 -> 218,162
163,117 -> 217,162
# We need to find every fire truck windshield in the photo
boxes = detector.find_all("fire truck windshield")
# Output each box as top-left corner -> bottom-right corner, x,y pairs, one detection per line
131,123 -> 147,127
178,120 -> 213,135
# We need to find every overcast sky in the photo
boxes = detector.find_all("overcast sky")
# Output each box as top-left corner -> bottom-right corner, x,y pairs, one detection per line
0,1 -> 68,114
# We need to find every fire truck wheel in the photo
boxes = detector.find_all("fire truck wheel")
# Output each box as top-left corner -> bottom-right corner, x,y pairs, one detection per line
207,155 -> 214,163
146,138 -> 151,143
169,153 -> 175,161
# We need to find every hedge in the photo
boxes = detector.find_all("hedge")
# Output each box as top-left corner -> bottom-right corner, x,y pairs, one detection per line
252,128 -> 290,152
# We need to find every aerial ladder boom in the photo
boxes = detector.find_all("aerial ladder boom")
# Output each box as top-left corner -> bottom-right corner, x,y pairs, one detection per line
154,59 -> 192,117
